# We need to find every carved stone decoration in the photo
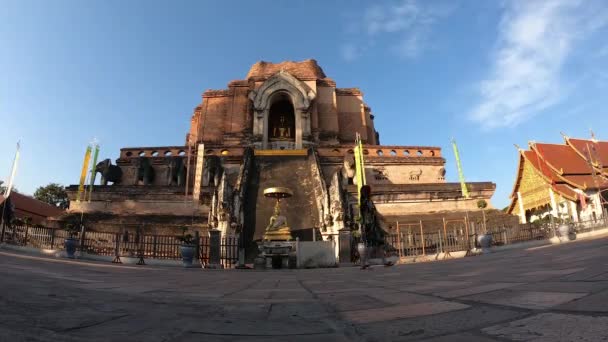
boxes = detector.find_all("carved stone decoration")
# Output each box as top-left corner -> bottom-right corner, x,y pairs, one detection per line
207,148 -> 254,237
308,149 -> 330,231
167,156 -> 186,186
133,157 -> 155,185
202,155 -> 223,187
373,167 -> 389,181
438,167 -> 446,180
95,159 -> 122,185
230,147 -> 253,235
409,168 -> 422,181
327,171 -> 347,235
211,171 -> 233,236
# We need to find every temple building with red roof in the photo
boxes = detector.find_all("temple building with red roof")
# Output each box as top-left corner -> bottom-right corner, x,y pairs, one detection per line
507,134 -> 608,224
0,192 -> 65,225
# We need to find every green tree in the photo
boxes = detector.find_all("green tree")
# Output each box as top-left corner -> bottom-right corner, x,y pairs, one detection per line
34,183 -> 69,209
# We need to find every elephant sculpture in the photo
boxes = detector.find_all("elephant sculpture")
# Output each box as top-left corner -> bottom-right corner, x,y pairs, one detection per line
341,155 -> 356,185
95,159 -> 122,185
167,156 -> 186,186
134,157 -> 155,185
203,155 -> 223,187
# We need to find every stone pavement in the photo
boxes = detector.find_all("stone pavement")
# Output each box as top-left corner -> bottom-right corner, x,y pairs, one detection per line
1,236 -> 608,341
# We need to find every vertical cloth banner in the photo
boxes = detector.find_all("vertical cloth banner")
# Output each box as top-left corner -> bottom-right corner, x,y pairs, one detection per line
87,144 -> 100,202
451,139 -> 469,199
77,145 -> 92,202
192,143 -> 205,201
354,133 -> 367,204
3,141 -> 21,198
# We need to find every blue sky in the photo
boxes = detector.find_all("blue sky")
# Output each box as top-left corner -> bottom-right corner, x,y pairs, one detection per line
1,0 -> 608,209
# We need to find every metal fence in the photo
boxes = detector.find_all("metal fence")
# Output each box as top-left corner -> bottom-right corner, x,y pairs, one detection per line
0,224 -> 239,268
348,216 -> 608,263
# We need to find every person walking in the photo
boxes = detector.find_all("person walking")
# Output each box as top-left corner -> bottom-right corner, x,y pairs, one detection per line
359,185 -> 393,269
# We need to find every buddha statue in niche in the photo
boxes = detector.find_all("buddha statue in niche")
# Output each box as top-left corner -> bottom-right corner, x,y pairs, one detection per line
272,115 -> 291,140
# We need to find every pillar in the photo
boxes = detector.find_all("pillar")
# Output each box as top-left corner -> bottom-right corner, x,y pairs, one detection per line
570,201 -> 579,222
517,192 -> 527,224
549,188 -> 558,218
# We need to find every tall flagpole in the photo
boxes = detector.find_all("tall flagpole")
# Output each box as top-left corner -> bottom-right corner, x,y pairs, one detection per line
1,141 -> 21,232
3,141 -> 21,199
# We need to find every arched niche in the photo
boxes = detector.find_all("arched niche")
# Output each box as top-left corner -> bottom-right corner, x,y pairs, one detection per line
268,93 -> 295,146
249,71 -> 316,149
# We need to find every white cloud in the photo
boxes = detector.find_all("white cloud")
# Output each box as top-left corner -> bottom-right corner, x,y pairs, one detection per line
341,0 -> 453,60
469,0 -> 608,129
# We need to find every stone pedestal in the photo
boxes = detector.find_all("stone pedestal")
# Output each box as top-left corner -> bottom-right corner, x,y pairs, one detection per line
256,241 -> 295,269
338,229 -> 352,264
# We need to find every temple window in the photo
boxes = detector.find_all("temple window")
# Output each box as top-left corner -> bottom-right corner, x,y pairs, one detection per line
404,150 -> 410,156
138,151 -> 146,157
164,151 -> 173,156
178,150 -> 186,156
151,151 -> 159,157
390,150 -> 397,156
377,150 -> 384,156
417,150 -> 423,156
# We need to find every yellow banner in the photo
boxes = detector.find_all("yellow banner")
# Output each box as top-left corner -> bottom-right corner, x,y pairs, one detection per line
192,143 -> 205,201
451,139 -> 469,199
77,146 -> 92,202
354,134 -> 366,203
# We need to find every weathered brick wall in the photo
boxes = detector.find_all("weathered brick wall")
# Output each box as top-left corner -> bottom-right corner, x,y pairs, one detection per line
316,86 -> 339,141
337,94 -> 365,143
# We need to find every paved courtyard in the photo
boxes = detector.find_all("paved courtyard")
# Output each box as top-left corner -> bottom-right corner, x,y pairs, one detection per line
1,236 -> 608,341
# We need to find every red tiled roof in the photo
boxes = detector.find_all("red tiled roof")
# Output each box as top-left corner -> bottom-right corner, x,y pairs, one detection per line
566,138 -> 608,168
553,184 -> 578,201
523,150 -> 558,183
533,143 -> 592,174
0,192 -> 64,224
559,175 -> 608,189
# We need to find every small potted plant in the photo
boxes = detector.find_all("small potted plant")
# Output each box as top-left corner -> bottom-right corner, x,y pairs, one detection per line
176,227 -> 196,267
64,223 -> 80,259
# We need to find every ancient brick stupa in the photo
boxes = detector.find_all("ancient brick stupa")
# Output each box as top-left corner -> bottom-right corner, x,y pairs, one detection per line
60,59 -> 496,248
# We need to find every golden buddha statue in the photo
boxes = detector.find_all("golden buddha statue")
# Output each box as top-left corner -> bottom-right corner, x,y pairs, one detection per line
263,201 -> 293,241
272,115 -> 291,140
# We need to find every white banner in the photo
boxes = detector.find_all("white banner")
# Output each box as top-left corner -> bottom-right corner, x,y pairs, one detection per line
192,143 -> 205,201
4,142 -> 20,198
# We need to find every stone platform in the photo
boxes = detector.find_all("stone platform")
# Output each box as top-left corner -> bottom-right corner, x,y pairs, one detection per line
2,236 -> 608,341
